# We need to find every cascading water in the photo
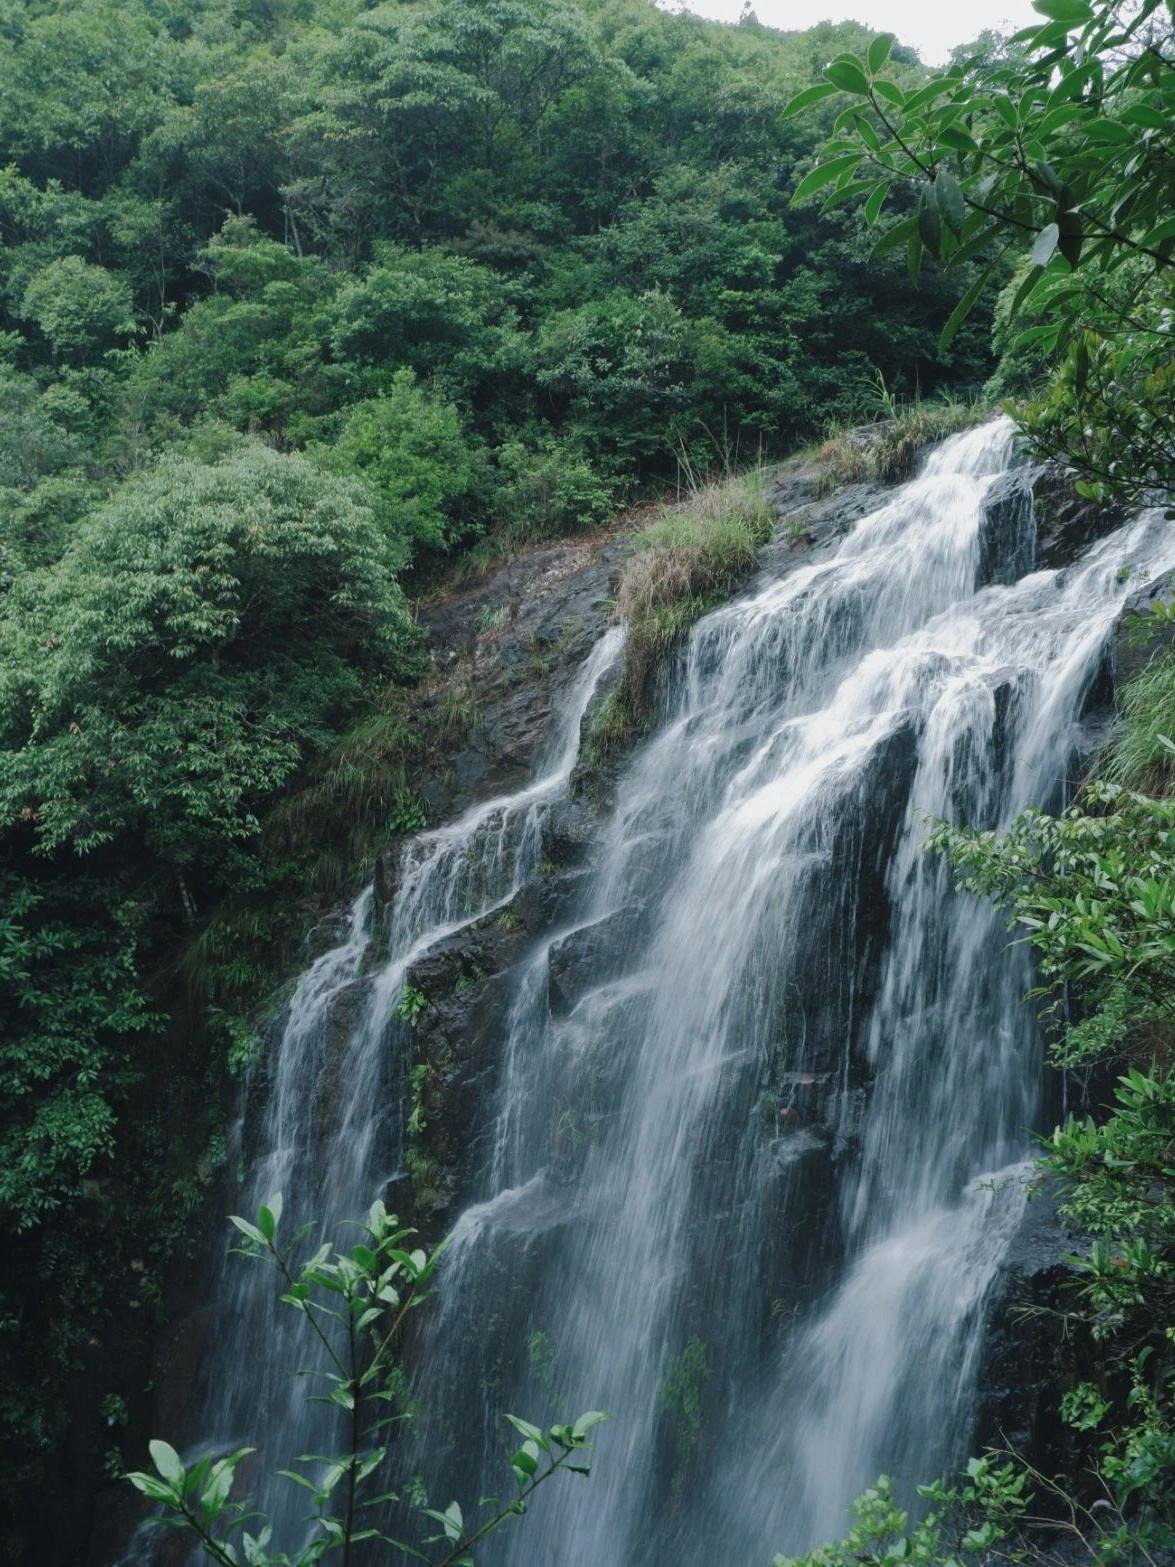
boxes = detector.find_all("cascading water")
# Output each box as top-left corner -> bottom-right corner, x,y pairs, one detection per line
131,629 -> 622,1562
138,419 -> 1175,1567
414,421 -> 1175,1566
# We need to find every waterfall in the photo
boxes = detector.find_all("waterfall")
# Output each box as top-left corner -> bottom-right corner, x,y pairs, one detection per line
414,421 -> 1175,1565
154,628 -> 622,1558
140,419 -> 1175,1566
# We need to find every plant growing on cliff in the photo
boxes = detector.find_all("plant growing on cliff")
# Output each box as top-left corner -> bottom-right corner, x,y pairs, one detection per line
616,472 -> 775,717
397,988 -> 430,1028
928,783 -> 1175,1067
127,1196 -> 605,1565
917,778 -> 1175,1557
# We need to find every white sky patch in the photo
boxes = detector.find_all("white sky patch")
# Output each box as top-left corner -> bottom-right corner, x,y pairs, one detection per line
661,0 -> 1042,65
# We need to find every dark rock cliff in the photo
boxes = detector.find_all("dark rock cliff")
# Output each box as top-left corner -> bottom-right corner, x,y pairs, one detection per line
110,428 -> 1156,1564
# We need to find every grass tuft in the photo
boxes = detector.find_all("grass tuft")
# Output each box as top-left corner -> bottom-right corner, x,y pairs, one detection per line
1107,648 -> 1175,795
811,398 -> 986,496
616,470 -> 774,718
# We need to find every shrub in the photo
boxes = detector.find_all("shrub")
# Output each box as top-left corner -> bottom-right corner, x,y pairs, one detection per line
126,1197 -> 606,1566
0,441 -> 419,863
312,371 -> 486,564
492,432 -> 615,543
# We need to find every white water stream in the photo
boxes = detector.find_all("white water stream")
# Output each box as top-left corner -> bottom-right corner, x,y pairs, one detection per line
131,421 -> 1175,1565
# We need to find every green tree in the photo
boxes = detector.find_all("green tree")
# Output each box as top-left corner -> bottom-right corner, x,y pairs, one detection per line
326,249 -> 524,414
312,371 -> 485,563
786,0 -> 1175,506
18,255 -> 135,361
0,442 -> 418,864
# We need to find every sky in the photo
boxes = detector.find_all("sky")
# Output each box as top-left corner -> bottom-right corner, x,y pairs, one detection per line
661,0 -> 1042,64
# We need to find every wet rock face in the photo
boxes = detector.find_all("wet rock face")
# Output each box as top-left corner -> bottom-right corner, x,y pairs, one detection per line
766,468 -> 894,561
1112,568 -> 1175,688
978,470 -> 1037,588
399,980 -> 518,1213
974,1180 -> 1090,1471
415,532 -> 629,815
978,462 -> 1127,586
1030,465 -> 1125,571
546,903 -> 646,1017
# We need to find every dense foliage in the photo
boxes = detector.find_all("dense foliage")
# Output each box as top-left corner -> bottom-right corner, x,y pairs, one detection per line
0,0 -> 997,1554
7,0 -> 1174,1559
789,0 -> 1175,511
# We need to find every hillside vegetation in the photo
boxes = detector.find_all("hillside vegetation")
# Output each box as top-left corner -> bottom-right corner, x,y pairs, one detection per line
3,0 -> 1174,1560
0,0 -> 995,1546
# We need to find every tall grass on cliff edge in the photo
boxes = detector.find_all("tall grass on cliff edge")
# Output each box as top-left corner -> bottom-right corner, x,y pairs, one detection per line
812,386 -> 988,496
1108,639 -> 1175,797
616,468 -> 774,713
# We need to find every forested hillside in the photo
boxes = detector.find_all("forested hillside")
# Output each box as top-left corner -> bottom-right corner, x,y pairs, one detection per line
3,0 -> 1174,1563
0,0 -> 993,1548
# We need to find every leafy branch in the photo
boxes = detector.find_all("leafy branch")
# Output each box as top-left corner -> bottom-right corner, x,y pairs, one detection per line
127,1196 -> 607,1566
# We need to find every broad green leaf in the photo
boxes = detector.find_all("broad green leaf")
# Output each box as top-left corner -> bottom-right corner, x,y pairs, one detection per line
1032,0 -> 1092,21
863,181 -> 890,227
504,1413 -> 546,1446
149,1439 -> 185,1487
781,82 -> 839,119
511,1441 -> 540,1478
1085,119 -> 1135,145
820,176 -> 884,214
790,154 -> 863,205
824,58 -> 870,95
1031,222 -> 1060,266
1121,104 -> 1168,129
128,1473 -> 178,1503
938,124 -> 979,154
871,213 -> 918,257
904,79 -> 964,114
230,1215 -> 266,1247
852,113 -> 881,153
1008,264 -> 1046,320
1058,208 -> 1083,268
938,266 -> 994,352
279,1469 -> 321,1493
867,34 -> 895,74
907,227 -> 924,281
1010,323 -> 1062,352
933,170 -> 965,238
917,190 -> 942,258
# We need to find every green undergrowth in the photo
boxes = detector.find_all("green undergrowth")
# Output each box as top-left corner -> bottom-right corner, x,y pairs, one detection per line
178,679 -> 458,1019
812,397 -> 987,495
1107,636 -> 1175,797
